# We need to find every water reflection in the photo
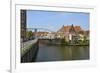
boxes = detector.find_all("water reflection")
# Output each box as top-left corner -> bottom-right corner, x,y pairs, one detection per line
35,40 -> 89,62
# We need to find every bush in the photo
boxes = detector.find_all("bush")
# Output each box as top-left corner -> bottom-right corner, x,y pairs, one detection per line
61,38 -> 68,45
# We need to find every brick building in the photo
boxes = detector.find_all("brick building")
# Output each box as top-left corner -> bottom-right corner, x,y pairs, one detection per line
57,24 -> 86,42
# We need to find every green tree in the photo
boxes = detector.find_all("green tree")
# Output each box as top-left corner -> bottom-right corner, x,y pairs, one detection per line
26,31 -> 33,40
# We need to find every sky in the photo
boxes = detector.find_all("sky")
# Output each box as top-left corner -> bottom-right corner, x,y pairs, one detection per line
27,10 -> 89,32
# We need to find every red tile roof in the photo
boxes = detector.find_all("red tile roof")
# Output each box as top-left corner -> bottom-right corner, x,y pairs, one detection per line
59,26 -> 71,32
33,32 -> 49,35
58,25 -> 82,33
74,26 -> 82,32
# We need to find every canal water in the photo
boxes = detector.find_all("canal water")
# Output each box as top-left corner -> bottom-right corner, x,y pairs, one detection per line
35,40 -> 89,62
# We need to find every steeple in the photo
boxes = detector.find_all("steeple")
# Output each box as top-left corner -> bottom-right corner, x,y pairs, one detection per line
69,24 -> 76,33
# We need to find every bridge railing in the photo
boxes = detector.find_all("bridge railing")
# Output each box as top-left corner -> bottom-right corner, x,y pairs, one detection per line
21,38 -> 39,63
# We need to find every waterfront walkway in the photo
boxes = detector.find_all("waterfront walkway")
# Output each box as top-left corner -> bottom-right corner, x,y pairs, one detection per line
21,38 -> 38,56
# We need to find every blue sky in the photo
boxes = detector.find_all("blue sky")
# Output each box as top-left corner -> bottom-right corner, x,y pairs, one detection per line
27,10 -> 89,32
